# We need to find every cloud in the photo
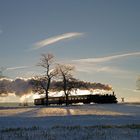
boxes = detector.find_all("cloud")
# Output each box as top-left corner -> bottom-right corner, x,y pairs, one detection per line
73,52 -> 140,63
71,52 -> 140,75
122,88 -> 140,93
34,32 -> 83,49
93,66 -> 125,73
0,66 -> 34,79
75,64 -> 127,74
6,66 -> 31,71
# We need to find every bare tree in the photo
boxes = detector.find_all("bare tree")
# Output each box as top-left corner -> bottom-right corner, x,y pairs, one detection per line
57,64 -> 75,106
32,53 -> 58,106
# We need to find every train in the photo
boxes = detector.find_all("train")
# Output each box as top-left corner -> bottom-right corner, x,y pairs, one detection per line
34,94 -> 117,105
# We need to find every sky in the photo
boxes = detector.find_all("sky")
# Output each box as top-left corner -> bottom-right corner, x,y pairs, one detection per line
0,0 -> 140,102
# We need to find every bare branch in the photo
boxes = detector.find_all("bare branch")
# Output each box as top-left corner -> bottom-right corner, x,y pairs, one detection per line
56,64 -> 75,78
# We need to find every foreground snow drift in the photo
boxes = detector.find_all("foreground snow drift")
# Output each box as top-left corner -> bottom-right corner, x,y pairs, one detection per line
0,104 -> 140,140
0,103 -> 140,117
0,125 -> 140,140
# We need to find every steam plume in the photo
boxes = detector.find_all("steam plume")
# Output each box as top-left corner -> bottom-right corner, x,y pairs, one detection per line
0,78 -> 112,97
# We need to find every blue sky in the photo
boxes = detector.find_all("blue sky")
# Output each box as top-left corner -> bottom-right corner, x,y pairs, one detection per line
0,0 -> 140,102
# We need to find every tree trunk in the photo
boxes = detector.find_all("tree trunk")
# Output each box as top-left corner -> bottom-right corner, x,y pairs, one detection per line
63,77 -> 69,106
45,78 -> 51,106
45,90 -> 49,106
66,94 -> 69,106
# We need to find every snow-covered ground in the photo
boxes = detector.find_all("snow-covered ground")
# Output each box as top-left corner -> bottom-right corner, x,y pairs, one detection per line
0,103 -> 140,140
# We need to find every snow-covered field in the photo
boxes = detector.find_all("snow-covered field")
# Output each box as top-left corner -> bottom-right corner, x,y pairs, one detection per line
0,103 -> 140,140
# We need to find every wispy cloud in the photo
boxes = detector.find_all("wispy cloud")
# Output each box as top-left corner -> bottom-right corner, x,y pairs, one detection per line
122,88 -> 140,93
73,52 -> 140,63
34,32 -> 83,49
71,52 -> 140,75
75,64 -> 128,74
6,66 -> 32,71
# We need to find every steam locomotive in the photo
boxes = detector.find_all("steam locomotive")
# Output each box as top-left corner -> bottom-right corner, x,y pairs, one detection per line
34,94 -> 117,105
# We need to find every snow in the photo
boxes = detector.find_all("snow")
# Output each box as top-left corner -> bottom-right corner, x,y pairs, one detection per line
0,103 -> 140,140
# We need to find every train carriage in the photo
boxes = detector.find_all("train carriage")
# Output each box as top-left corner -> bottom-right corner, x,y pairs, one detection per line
34,94 -> 117,105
